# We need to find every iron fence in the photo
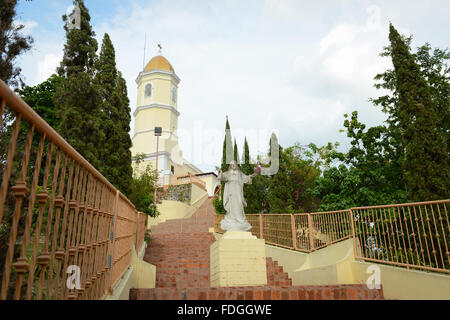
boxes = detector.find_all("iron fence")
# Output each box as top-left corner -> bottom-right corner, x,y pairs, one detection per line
215,200 -> 449,274
0,79 -> 147,300
215,211 -> 350,252
351,200 -> 449,274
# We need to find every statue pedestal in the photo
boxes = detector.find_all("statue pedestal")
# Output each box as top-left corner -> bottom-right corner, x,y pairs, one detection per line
210,231 -> 267,287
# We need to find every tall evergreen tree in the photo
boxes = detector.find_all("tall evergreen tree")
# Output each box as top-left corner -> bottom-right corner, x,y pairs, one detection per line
233,138 -> 239,164
94,33 -> 132,196
54,0 -> 102,169
386,23 -> 449,200
221,116 -> 232,172
241,137 -> 253,175
57,0 -> 97,78
415,44 -> 450,154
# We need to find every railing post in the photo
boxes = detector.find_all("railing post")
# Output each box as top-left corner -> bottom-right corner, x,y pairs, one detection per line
108,190 -> 119,294
290,214 -> 297,250
308,214 -> 314,252
349,208 -> 358,258
135,211 -> 139,248
259,214 -> 263,239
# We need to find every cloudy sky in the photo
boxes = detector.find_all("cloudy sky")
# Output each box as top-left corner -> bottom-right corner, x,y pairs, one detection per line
14,0 -> 450,172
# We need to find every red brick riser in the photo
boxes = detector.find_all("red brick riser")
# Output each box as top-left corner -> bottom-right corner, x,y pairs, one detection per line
131,199 -> 383,300
130,284 -> 383,300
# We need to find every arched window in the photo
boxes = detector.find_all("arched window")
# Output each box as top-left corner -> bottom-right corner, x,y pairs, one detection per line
145,83 -> 152,97
171,86 -> 177,103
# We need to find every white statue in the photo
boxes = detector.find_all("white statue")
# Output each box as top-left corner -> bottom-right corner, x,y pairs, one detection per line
215,161 -> 256,231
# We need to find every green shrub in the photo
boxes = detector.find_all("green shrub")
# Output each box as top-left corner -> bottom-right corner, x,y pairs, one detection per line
213,196 -> 226,214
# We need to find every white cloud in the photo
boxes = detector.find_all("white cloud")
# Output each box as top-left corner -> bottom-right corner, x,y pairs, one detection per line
15,0 -> 450,172
37,54 -> 61,83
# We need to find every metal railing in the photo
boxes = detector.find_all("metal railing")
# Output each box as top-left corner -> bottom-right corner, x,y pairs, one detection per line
215,199 -> 449,274
0,79 -> 147,300
173,173 -> 207,191
351,200 -> 449,274
215,210 -> 351,253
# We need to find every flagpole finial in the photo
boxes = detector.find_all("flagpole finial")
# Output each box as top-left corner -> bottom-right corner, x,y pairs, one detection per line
157,43 -> 162,55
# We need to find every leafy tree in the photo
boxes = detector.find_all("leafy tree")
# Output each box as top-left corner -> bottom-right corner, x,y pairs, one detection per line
373,24 -> 449,201
54,0 -> 102,169
310,112 -> 407,210
212,196 -> 225,215
267,144 -> 321,213
372,38 -> 450,155
241,137 -> 269,213
94,33 -> 132,196
19,74 -> 62,129
0,0 -> 33,87
129,153 -> 159,217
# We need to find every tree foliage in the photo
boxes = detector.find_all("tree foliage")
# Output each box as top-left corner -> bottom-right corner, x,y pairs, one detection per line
129,153 -> 159,217
18,74 -> 62,128
371,24 -> 449,201
310,112 -> 407,210
94,33 -> 132,196
54,0 -> 102,169
0,0 -> 33,87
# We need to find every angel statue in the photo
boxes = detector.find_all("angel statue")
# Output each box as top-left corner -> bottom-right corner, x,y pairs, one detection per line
215,160 -> 257,232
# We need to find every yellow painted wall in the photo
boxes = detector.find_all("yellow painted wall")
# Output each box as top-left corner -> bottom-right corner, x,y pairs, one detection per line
291,239 -> 356,286
137,73 -> 177,108
133,70 -> 179,158
134,108 -> 174,133
105,243 -> 155,300
147,189 -> 208,227
210,231 -> 267,287
130,244 -> 156,289
191,183 -> 207,204
148,200 -> 192,227
351,261 -> 450,300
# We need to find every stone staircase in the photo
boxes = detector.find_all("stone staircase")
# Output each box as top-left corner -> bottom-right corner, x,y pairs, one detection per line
129,199 -> 383,300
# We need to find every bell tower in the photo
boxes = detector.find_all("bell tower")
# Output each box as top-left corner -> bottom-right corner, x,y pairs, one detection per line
131,50 -> 182,185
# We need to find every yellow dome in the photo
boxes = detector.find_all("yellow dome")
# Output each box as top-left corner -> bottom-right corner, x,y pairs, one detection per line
144,55 -> 174,72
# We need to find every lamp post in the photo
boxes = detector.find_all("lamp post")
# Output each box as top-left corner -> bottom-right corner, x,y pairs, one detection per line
154,126 -> 162,205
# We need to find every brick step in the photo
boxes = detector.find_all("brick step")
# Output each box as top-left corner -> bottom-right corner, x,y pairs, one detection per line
130,284 -> 384,300
140,199 -> 369,296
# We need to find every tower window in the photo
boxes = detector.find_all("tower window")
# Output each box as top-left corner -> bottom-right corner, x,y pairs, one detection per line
171,86 -> 177,103
171,165 -> 175,174
145,83 -> 152,97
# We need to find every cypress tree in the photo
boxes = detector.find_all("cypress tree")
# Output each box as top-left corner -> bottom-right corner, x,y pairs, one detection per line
57,0 -> 97,77
221,116 -> 232,172
218,117 -> 232,207
233,138 -> 239,164
388,23 -> 449,200
94,33 -> 132,196
54,0 -> 102,169
241,137 -> 253,175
